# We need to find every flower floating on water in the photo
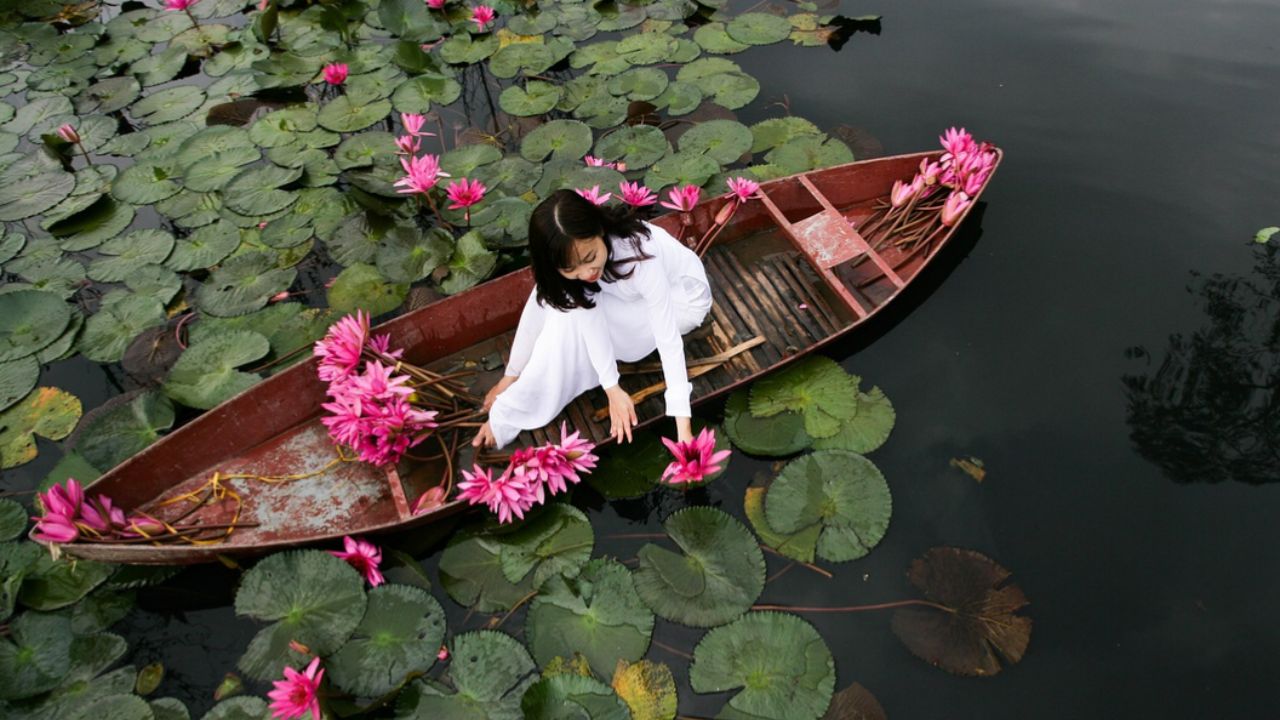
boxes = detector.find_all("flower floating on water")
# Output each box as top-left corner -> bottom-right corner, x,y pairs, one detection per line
394,153 -> 446,195
458,423 -> 599,524
619,181 -> 657,208
322,63 -> 348,86
267,657 -> 324,720
446,178 -> 487,222
585,155 -> 625,171
329,536 -> 385,586
660,427 -> 730,485
659,184 -> 700,212
470,4 -> 496,31
574,185 -> 612,206
400,112 -> 432,137
726,177 -> 759,203
457,464 -> 537,524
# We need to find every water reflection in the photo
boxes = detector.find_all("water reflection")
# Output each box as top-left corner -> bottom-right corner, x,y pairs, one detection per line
1123,241 -> 1280,484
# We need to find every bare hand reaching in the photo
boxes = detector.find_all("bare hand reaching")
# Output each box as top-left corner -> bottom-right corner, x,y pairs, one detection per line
604,384 -> 637,443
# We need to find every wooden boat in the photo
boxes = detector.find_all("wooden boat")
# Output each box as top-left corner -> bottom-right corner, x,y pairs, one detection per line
50,149 -> 1001,564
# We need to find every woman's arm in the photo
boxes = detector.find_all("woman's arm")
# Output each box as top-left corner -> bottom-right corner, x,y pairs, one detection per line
634,256 -> 695,442
504,289 -> 546,378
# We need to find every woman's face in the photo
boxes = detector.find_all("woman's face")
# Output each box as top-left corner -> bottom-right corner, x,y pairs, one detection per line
559,235 -> 607,283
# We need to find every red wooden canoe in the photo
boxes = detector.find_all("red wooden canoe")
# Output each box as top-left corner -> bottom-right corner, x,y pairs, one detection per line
49,149 -> 1001,564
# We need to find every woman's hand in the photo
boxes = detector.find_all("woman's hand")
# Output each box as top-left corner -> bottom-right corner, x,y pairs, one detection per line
674,416 -> 694,443
604,384 -> 638,443
482,375 -> 518,412
472,422 -> 497,448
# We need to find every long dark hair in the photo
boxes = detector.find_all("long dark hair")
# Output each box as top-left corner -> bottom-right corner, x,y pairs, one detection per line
528,189 -> 652,311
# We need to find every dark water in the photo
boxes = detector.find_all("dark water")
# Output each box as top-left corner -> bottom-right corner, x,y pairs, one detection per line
11,0 -> 1280,716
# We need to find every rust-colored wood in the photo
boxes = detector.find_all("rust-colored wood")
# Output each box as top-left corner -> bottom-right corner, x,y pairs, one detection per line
50,149 -> 1001,564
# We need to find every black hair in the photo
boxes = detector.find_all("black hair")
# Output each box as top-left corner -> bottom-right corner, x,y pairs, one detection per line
528,189 -> 653,311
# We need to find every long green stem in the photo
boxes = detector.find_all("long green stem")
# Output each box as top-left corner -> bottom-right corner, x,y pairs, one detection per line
752,598 -> 955,614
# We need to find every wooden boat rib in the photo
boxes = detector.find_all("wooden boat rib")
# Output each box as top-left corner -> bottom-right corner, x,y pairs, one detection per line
52,149 -> 1001,564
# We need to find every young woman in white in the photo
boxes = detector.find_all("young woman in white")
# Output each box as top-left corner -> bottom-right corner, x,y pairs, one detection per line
472,189 -> 712,449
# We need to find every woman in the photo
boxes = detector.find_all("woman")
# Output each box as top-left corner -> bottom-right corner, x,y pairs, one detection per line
472,189 -> 712,448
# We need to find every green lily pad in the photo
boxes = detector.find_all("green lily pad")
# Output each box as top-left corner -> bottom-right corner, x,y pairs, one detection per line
694,23 -> 750,54
0,498 -> 27,541
317,95 -> 392,133
9,258 -> 85,300
489,43 -> 556,79
676,59 -> 759,110
439,531 -> 534,612
150,698 -> 189,720
723,389 -> 811,456
440,143 -> 503,178
166,221 -> 240,272
137,121 -> 203,162
41,165 -> 119,227
327,212 -> 392,266
749,117 -> 824,154
196,251 -> 297,317
80,292 -> 166,363
0,152 -> 75,221
811,386 -> 895,454
475,156 -> 542,196
507,11 -> 558,35
1,97 -> 73,136
53,199 -> 135,252
726,12 -> 792,46
520,119 -> 594,163
52,115 -> 117,154
79,77 -> 142,114
439,33 -> 500,65
35,311 -> 83,364
163,329 -> 268,409
396,631 -> 536,719
0,612 -> 73,700
743,485 -> 819,564
495,503 -> 594,588
334,132 -> 397,171
470,196 -> 533,247
131,86 -> 206,125
652,81 -> 703,116
87,229 -> 175,283
0,290 -> 70,362
526,558 -> 654,676
390,75 -> 462,115
258,214 -> 314,249
749,357 -> 858,439
223,163 -> 301,216
440,230 -> 496,295
633,506 -> 765,627
0,230 -> 25,265
690,612 -> 835,720
765,450 -> 891,563
328,584 -> 447,697
200,697 -> 267,720
593,125 -> 668,170
499,81 -> 563,117
18,554 -> 115,610
521,674 -> 631,720
234,550 -> 368,681
71,390 -> 174,471
606,67 -> 669,101
375,226 -> 451,283
643,151 -> 718,191
765,135 -> 854,175
327,263 -> 408,317
249,107 -> 318,148
181,146 -> 261,193
615,32 -> 678,65
112,160 -> 182,204
678,119 -> 753,165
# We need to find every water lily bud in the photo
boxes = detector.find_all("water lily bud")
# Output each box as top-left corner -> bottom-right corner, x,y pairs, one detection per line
57,124 -> 80,144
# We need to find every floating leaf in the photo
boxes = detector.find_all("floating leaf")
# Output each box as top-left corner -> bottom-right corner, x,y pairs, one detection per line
52,199 -> 135,252
822,683 -> 887,720
676,59 -> 759,110
0,290 -> 70,362
606,68 -> 669,101
396,630 -> 536,719
652,81 -> 702,116
690,612 -> 835,720
643,151 -> 718,192
166,221 -> 239,272
470,197 -> 533,247
0,152 -> 75,221
334,132 -> 397,171
526,558 -> 654,676
723,389 -> 810,456
489,43 -> 555,79
328,584 -> 447,697
521,673 -> 631,720
811,386 -> 895,454
633,506 -> 765,627
249,107 -> 318,148
375,226 -> 451,284
182,146 -> 261,193
18,554 -> 115,610
80,77 -> 141,115
766,450 -> 891,563
150,698 -> 190,720
496,503 -> 594,587
0,387 -> 82,469
112,160 -> 181,204
0,612 -> 73,700
79,292 -> 166,363
749,357 -> 857,438
441,230 -> 496,295
317,96 -> 392,133
440,143 -> 503,178
87,229 -> 175,283
71,390 -> 174,471
612,659 -> 677,720
593,125 -> 668,170
0,498 -> 27,541
201,697 -> 267,720
132,86 -> 206,125
890,547 -> 1032,676
196,251 -> 297,317
391,75 -> 461,115
727,12 -> 793,46
1255,226 -> 1279,244
223,164 -> 301,216
678,119 -> 753,165
499,81 -> 563,117
163,330 -> 268,409
765,135 -> 854,175
135,663 -> 164,696
327,263 -> 408,317
694,23 -> 750,54
234,550 -> 368,681
615,32 -> 679,65
520,119 -> 594,163
743,485 -> 819,564
439,531 -> 534,612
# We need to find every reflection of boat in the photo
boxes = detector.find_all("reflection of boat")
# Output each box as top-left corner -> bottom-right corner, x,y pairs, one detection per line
52,150 -> 1001,564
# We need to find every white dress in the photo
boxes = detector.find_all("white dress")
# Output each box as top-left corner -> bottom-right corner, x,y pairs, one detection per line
487,222 -> 713,448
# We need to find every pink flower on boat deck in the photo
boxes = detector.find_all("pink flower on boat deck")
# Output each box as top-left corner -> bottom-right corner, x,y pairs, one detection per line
367,331 -> 404,361
322,63 -> 348,86
396,135 -> 421,155
457,464 -> 536,524
619,181 -> 657,208
918,158 -> 943,186
939,126 -> 975,161
122,513 -> 167,538
268,657 -> 324,720
940,191 -> 972,227
395,154 -> 447,195
660,427 -> 730,485
314,311 -> 370,383
574,185 -> 612,206
446,178 -> 487,212
329,536 -> 385,586
725,177 -> 759,203
426,0 -> 445,8
164,0 -> 199,10
39,479 -> 84,518
470,4 -> 496,30
33,513 -> 79,543
400,112 -> 431,137
339,360 -> 415,413
961,169 -> 988,197
659,184 -> 700,212
79,495 -> 126,534
57,124 -> 80,144
889,178 -> 918,208
411,486 -> 446,514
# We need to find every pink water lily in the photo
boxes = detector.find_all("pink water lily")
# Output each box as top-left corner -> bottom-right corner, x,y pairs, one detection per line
940,191 -> 972,227
660,427 -> 731,485
457,464 -> 537,524
314,310 -> 370,383
394,153 -> 447,195
268,657 -> 324,720
554,421 -> 598,484
322,63 -> 348,85
458,424 -> 599,524
659,184 -> 700,212
939,126 -> 975,162
57,124 -> 80,144
889,179 -> 916,208
395,135 -> 421,155
725,177 -> 759,203
329,536 -> 385,586
446,178 -> 487,219
164,0 -> 199,10
39,478 -> 84,518
33,512 -> 79,543
574,185 -> 612,206
400,112 -> 431,137
618,181 -> 657,207
470,4 -> 496,30
584,156 -> 625,171
426,0 -> 445,8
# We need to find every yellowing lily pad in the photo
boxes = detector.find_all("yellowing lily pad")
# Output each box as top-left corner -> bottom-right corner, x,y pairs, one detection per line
0,386 -> 82,469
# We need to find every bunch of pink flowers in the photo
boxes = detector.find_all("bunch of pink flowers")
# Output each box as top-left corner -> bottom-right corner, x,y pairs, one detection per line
33,479 -> 166,544
314,311 -> 439,467
889,127 -> 997,226
456,423 -> 599,523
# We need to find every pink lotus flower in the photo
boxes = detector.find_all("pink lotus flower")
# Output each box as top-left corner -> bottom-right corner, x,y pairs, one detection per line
79,495 -> 126,534
164,0 -> 199,10
122,514 -> 167,538
411,486 -> 446,514
57,124 -> 80,144
395,135 -> 421,155
445,178 -> 487,220
329,536 -> 385,586
940,191 -> 971,227
918,159 -> 943,186
889,178 -> 921,208
426,0 -> 445,8
394,154 -> 447,195
660,427 -> 731,485
437,645 -> 450,661
322,63 -> 348,86
470,4 -> 496,30
618,181 -> 657,207
314,311 -> 370,383
553,421 -> 598,484
33,513 -> 79,543
39,479 -> 84,518
574,185 -> 611,206
456,464 -> 537,524
340,360 -> 415,410
659,184 -> 700,212
259,0 -> 269,10
268,657 -> 324,720
725,177 -> 759,203
321,392 -> 437,467
584,156 -> 625,171
961,170 -> 988,197
400,113 -> 430,137
939,126 -> 975,162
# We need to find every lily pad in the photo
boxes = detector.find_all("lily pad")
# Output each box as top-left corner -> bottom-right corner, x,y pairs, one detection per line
520,119 -> 594,163
678,119 -> 753,165
890,547 -> 1032,676
396,631 -> 536,720
181,146 -> 262,193
526,558 -> 654,676
163,330 -> 269,409
765,135 -> 854,175
470,197 -> 533,247
765,450 -> 891,563
201,697 -> 266,720
611,659 -> 678,720
53,199 -> 135,252
607,68 -> 669,101
234,550 -> 368,681
743,485 -> 819,564
131,86 -> 206,125
166,221 -> 240,272
0,152 -> 75,221
749,357 -> 858,438
328,584 -> 447,697
0,290 -> 70,362
0,498 -> 27,541
651,81 -> 702,116
694,23 -> 750,54
499,81 -> 563,117
676,59 -> 759,110
87,230 -> 175,283
440,230 -> 496,295
594,125 -> 668,170
112,160 -> 182,204
489,44 -> 556,79
196,251 -> 297,317
249,107 -> 318,148
723,389 -> 811,456
642,151 -> 718,191
440,143 -> 503,178
689,612 -> 835,720
726,12 -> 793,46
495,503 -> 594,587
439,33 -> 500,65
390,75 -> 462,115
334,132 -> 397,171
223,164 -> 301,216
327,263 -> 409,317
633,506 -> 765,627
615,32 -> 679,65
79,77 -> 142,115
521,673 -> 631,720
71,390 -> 174,471
439,530 -> 536,612
375,226 -> 451,284
811,386 -> 895,454
80,293 -> 166,363
317,96 -> 392,133
0,612 -> 73,700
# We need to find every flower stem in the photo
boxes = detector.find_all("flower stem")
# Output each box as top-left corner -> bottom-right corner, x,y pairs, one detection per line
752,598 -> 955,614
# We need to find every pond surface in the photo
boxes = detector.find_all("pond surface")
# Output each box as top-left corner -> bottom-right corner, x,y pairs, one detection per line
9,0 -> 1280,716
